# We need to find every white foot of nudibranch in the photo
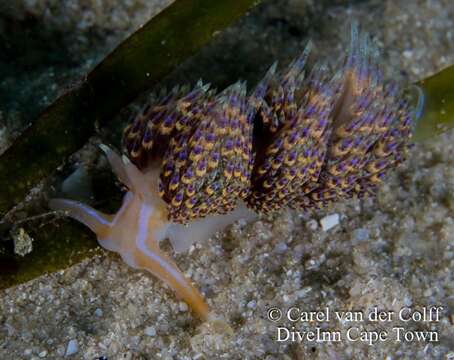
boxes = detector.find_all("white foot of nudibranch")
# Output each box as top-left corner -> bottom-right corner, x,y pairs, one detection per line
49,145 -> 210,320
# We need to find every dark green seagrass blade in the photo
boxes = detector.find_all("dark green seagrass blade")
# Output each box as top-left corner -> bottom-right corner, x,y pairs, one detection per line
413,64 -> 454,141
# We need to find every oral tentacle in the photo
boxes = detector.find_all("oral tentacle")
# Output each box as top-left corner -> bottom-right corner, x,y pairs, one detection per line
49,198 -> 112,237
132,202 -> 210,319
133,247 -> 210,319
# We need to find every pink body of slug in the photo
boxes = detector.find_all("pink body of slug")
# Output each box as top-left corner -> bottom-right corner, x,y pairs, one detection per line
50,146 -> 255,320
50,24 -> 414,320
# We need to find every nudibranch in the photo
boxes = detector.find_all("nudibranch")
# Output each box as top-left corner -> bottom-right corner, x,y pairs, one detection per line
49,24 -> 414,320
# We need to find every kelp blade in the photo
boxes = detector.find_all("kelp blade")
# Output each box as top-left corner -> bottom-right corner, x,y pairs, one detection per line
413,64 -> 454,141
0,222 -> 100,290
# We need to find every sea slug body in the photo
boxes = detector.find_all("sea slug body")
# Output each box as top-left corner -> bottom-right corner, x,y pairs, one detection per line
49,24 -> 414,320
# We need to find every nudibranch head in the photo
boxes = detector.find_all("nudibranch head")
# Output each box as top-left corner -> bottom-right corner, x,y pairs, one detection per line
50,23 -> 416,320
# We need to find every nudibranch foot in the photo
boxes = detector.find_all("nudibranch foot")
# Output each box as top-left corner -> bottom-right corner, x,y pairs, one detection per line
50,145 -> 210,320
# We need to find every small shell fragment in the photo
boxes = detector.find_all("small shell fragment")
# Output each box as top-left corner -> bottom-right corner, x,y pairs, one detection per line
320,213 -> 340,231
